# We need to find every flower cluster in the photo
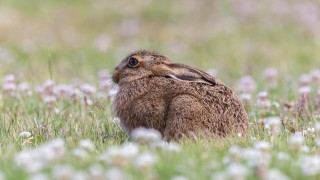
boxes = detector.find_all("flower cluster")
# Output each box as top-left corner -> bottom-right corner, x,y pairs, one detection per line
15,138 -> 66,173
13,128 -> 182,179
2,71 -> 117,110
2,74 -> 32,98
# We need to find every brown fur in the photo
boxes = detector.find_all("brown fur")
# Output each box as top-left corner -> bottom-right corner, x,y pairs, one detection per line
112,50 -> 249,141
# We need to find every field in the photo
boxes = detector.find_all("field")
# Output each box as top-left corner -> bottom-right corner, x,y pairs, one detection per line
1,0 -> 320,179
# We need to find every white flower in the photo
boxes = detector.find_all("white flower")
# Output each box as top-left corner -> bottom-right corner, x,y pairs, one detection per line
254,141 -> 271,152
239,93 -> 252,102
14,151 -> 45,173
300,145 -> 310,153
306,127 -> 315,133
105,168 -> 124,180
277,152 -> 290,161
166,142 -> 182,153
242,148 -> 270,167
171,175 -> 189,180
100,143 -> 139,167
300,155 -> 320,176
134,152 -> 158,170
264,169 -> 289,180
43,96 -> 57,105
120,143 -> 140,158
315,137 -> 320,146
226,163 -> 248,180
226,145 -> 243,162
51,165 -> 74,180
72,171 -> 88,180
29,173 -> 49,180
15,139 -> 66,174
152,141 -> 182,153
288,132 -> 304,151
111,117 -> 121,124
19,131 -> 32,138
82,97 -> 93,106
17,82 -> 32,96
315,122 -> 320,136
131,127 -> 162,144
40,138 -> 66,162
17,82 -> 30,92
213,172 -> 228,180
79,139 -> 95,152
272,101 -> 280,108
72,148 -> 89,159
101,150 -> 126,166
89,164 -> 104,180
264,117 -> 281,137
108,86 -> 118,98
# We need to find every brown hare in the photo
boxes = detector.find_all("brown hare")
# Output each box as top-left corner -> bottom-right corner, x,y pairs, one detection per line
112,50 -> 249,141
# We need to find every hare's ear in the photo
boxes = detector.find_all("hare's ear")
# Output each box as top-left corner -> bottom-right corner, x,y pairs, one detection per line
152,63 -> 216,85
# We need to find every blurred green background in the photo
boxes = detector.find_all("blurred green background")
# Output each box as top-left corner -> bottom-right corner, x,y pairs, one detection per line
0,0 -> 319,83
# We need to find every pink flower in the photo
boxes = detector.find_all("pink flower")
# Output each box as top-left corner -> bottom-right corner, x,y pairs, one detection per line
310,69 -> 320,83
80,84 -> 96,96
54,84 -> 74,99
257,91 -> 271,108
99,79 -> 113,92
98,69 -> 110,80
43,80 -> 55,95
263,68 -> 278,87
263,68 -> 278,80
299,74 -> 312,86
237,76 -> 257,92
4,74 -> 16,83
298,86 -> 311,96
3,83 -> 16,92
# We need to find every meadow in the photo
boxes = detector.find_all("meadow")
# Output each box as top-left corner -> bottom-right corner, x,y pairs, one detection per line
1,0 -> 320,179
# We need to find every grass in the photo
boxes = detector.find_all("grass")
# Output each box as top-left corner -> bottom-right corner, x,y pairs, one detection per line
1,0 -> 320,179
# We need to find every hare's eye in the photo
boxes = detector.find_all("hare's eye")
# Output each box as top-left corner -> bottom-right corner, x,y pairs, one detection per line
128,57 -> 139,67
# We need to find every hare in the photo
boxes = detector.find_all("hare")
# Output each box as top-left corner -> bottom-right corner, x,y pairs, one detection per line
112,50 -> 249,141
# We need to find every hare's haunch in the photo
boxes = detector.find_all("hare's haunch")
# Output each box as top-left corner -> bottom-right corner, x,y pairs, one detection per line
112,50 -> 249,140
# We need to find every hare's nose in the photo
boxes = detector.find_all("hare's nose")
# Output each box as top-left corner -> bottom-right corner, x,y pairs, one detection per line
112,69 -> 120,84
